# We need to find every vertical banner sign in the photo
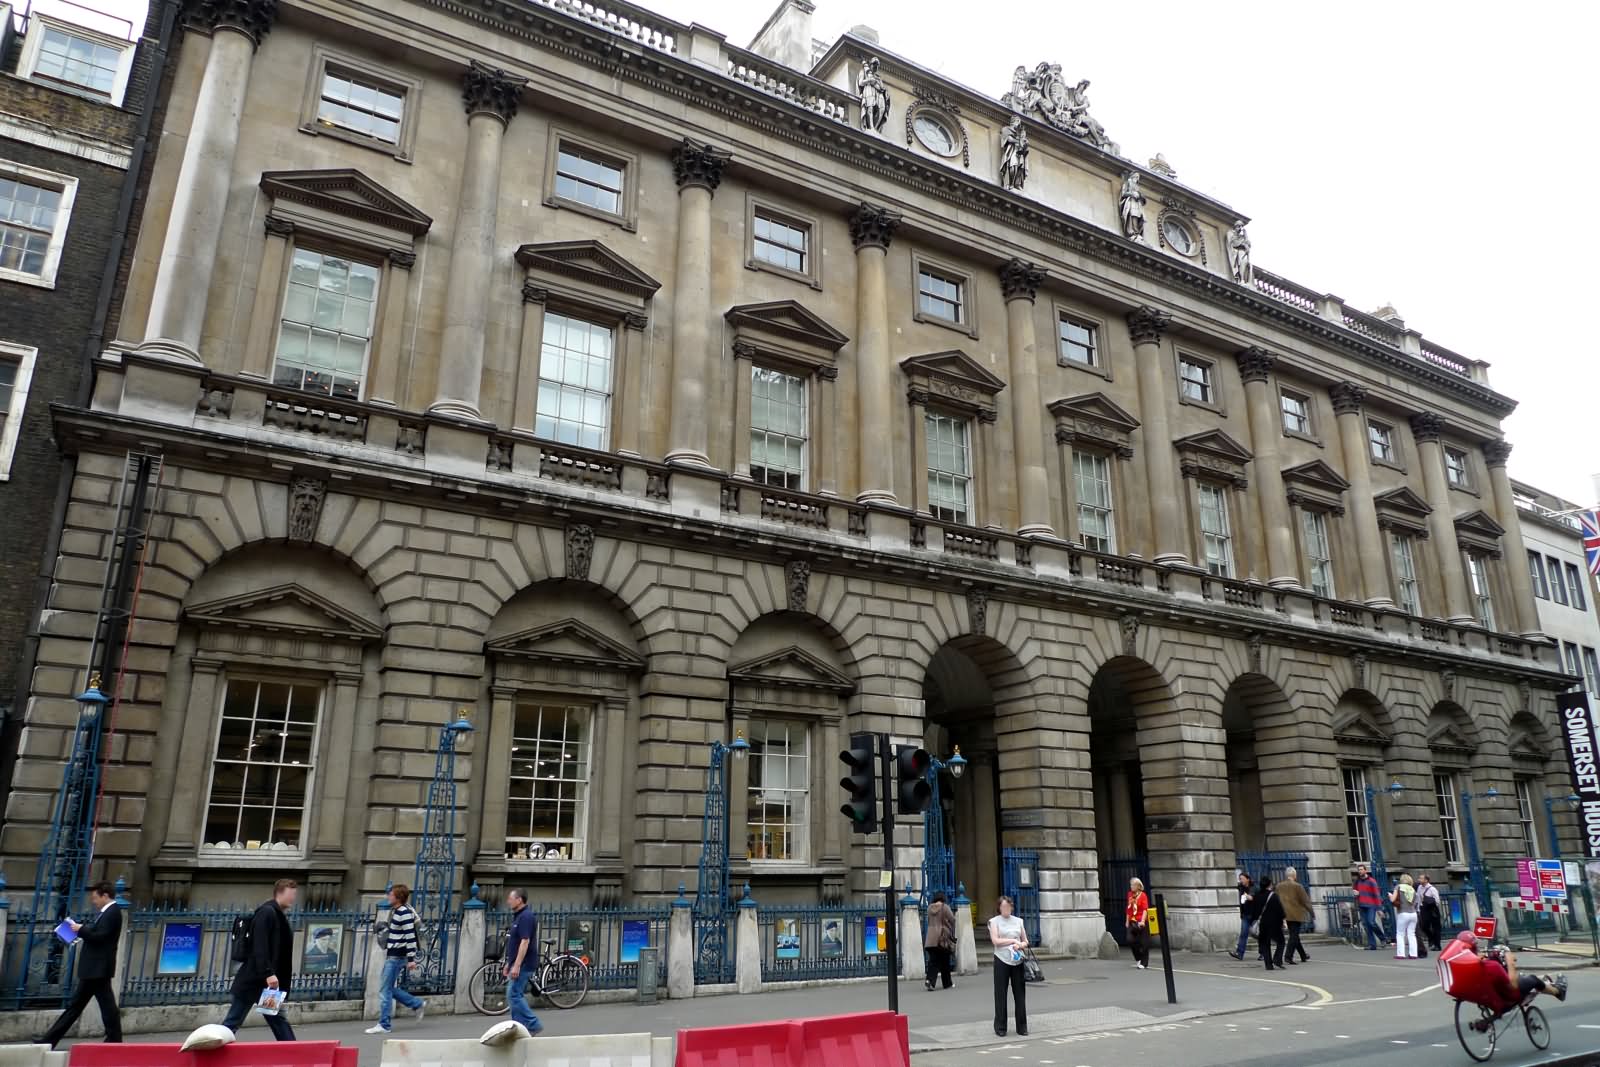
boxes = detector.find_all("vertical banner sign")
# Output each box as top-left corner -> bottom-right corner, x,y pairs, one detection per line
1558,691 -> 1600,858
1517,858 -> 1538,901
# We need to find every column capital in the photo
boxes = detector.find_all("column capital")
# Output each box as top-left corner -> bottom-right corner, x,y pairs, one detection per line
671,138 -> 732,192
521,282 -> 549,304
732,340 -> 758,361
1483,438 -> 1513,468
1410,412 -> 1444,444
193,0 -> 278,48
1124,305 -> 1171,346
461,60 -> 527,125
262,213 -> 295,238
386,249 -> 416,270
1329,381 -> 1366,415
847,202 -> 902,250
998,257 -> 1045,303
1234,345 -> 1276,383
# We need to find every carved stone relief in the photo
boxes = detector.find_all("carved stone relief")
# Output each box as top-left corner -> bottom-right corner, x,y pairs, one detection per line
1119,613 -> 1139,657
1001,62 -> 1116,152
786,560 -> 811,613
565,523 -> 596,582
287,478 -> 326,543
968,588 -> 990,637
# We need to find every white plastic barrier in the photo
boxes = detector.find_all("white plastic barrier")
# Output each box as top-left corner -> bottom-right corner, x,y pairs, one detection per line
0,1046 -> 70,1067
381,1033 -> 670,1067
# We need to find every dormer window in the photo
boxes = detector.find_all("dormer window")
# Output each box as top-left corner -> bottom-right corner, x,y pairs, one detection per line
19,17 -> 135,105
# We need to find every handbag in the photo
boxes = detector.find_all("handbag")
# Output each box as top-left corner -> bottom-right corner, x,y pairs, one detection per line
1021,947 -> 1044,983
1249,920 -> 1260,937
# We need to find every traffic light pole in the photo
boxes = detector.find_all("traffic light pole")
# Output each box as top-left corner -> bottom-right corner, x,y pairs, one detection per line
879,731 -> 899,1015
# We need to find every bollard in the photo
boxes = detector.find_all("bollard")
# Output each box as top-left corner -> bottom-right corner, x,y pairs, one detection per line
1153,892 -> 1176,1005
638,946 -> 659,1005
898,886 -> 924,984
735,884 -> 761,995
953,883 -> 978,976
455,884 -> 487,1015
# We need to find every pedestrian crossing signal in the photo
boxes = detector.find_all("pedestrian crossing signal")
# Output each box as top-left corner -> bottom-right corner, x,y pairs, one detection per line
839,733 -> 878,834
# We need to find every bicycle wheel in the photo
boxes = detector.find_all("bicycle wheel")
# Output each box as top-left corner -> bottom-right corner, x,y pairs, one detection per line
539,954 -> 591,1009
1524,1004 -> 1550,1050
1454,1000 -> 1497,1063
469,961 -> 509,1016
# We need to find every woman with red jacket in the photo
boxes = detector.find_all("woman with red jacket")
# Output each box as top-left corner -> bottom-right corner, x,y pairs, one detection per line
1126,878 -> 1150,970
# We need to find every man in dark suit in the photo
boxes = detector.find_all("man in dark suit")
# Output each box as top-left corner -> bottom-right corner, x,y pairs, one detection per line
39,881 -> 124,1047
220,878 -> 298,1041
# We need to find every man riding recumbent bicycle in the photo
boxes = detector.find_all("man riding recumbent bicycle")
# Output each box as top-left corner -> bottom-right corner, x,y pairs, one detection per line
1439,929 -> 1567,1061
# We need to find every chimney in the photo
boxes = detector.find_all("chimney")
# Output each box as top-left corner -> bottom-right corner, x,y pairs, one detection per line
748,0 -> 816,72
850,23 -> 880,43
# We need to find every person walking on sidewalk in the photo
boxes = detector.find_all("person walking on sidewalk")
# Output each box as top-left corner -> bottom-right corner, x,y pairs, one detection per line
502,889 -> 544,1036
1229,872 -> 1257,960
1125,878 -> 1151,971
1257,877 -> 1286,970
988,896 -> 1028,1037
1417,873 -> 1443,952
365,883 -> 425,1035
1353,865 -> 1384,951
924,890 -> 957,991
1390,873 -> 1418,959
37,882 -> 123,1048
1277,867 -> 1312,965
222,878 -> 297,1041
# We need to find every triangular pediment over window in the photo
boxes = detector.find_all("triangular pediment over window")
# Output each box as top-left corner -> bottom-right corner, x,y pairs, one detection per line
1174,429 -> 1253,463
1284,460 -> 1351,514
1375,487 -> 1432,536
1048,392 -> 1140,457
1427,722 -> 1475,756
1454,510 -> 1506,539
514,240 -> 661,300
485,619 -> 645,673
726,301 -> 849,352
185,583 -> 383,643
901,350 -> 1007,394
901,350 -> 1005,418
1175,429 -> 1253,488
259,169 -> 432,236
728,645 -> 856,693
1332,710 -> 1391,748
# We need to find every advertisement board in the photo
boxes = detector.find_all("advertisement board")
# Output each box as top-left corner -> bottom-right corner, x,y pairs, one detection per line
1557,691 -> 1600,859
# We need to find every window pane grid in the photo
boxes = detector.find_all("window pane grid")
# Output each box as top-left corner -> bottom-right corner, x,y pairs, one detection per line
1369,423 -> 1394,461
925,412 -> 972,524
317,72 -> 404,143
506,702 -> 591,860
1179,357 -> 1212,403
1467,553 -> 1495,630
917,268 -> 963,323
752,212 -> 808,273
1073,451 -> 1115,553
1392,534 -> 1420,615
1198,483 -> 1233,577
750,365 -> 807,490
746,719 -> 809,862
1444,448 -> 1469,487
534,312 -> 613,450
1529,552 -> 1549,599
203,679 -> 320,853
1302,509 -> 1334,598
1564,642 -> 1582,682
555,147 -> 624,215
1515,779 -> 1536,858
1435,773 -> 1461,866
0,357 -> 16,440
1058,316 -> 1097,366
1566,562 -> 1587,610
272,248 -> 379,400
1548,556 -> 1568,605
35,27 -> 120,95
1583,647 -> 1599,696
1281,392 -> 1311,434
0,176 -> 62,277
1342,765 -> 1372,864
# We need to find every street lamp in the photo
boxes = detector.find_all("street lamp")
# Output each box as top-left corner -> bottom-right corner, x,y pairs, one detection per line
1543,793 -> 1581,861
692,731 -> 750,984
920,747 -> 968,906
1363,780 -> 1404,892
1459,786 -> 1499,917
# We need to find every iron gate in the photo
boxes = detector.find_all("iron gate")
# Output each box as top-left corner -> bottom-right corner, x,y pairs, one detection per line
1001,848 -> 1040,944
1100,853 -> 1150,945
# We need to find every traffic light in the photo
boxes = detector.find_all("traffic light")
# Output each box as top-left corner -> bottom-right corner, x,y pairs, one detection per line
894,745 -> 932,815
839,733 -> 878,834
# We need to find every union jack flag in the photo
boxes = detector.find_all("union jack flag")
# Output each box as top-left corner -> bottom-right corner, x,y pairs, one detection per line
1583,510 -> 1600,577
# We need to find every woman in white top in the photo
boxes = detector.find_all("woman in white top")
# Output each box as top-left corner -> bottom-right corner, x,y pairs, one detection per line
987,895 -> 1029,1037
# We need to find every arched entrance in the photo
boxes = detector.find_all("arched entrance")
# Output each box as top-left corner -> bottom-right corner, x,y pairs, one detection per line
1088,656 -> 1168,942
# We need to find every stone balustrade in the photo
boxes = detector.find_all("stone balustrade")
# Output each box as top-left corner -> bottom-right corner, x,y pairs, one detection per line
724,44 -> 853,122
530,0 -> 683,52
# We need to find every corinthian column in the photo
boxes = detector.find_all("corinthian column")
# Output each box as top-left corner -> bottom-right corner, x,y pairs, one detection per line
1126,307 -> 1185,564
1484,439 -> 1543,637
1412,413 -> 1473,623
429,61 -> 526,421
139,0 -> 277,364
848,203 -> 902,505
1000,259 -> 1053,537
664,139 -> 731,467
1236,347 -> 1296,586
1331,383 -> 1391,606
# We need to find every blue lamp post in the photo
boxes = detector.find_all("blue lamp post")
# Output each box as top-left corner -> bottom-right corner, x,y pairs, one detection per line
1363,780 -> 1404,892
1459,786 -> 1498,917
693,732 -> 749,983
1543,793 -> 1581,860
920,747 -> 967,906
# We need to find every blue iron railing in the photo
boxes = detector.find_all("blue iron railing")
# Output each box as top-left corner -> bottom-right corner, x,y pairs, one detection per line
484,904 -> 671,990
1235,851 -> 1311,889
757,903 -> 894,983
1001,848 -> 1041,944
1100,854 -> 1150,946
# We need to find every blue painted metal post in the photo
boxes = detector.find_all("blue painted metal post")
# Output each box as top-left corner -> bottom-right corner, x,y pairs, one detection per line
694,733 -> 748,984
411,712 -> 473,990
1544,793 -> 1579,861
1460,789 -> 1494,918
919,748 -> 964,907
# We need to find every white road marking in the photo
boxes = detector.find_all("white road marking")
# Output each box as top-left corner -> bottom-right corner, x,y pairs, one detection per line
1391,1039 -> 1409,1044
1336,1034 -> 1350,1039
1432,1043 -> 1450,1048
1579,1024 -> 1600,1029
1258,1026 -> 1272,1030
1294,1031 -> 1308,1035
1408,983 -> 1441,997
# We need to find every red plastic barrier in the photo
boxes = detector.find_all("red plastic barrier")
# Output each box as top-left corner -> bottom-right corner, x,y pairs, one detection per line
69,1041 -> 356,1066
675,1011 -> 908,1067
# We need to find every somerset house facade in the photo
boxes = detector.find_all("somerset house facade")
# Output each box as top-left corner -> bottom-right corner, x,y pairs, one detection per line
0,0 -> 1578,953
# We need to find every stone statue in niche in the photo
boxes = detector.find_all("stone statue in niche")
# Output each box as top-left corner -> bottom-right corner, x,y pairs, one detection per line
998,117 -> 1029,190
1001,62 -> 1116,151
1119,172 -> 1146,243
857,56 -> 890,134
1228,220 -> 1253,285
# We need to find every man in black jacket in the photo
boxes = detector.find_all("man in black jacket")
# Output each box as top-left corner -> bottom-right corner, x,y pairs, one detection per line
1257,877 -> 1287,971
38,881 -> 124,1047
221,878 -> 298,1041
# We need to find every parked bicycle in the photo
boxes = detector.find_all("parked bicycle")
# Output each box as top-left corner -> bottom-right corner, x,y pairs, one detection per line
468,937 -> 591,1015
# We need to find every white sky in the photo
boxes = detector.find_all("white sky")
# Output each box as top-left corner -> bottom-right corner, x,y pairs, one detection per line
89,0 -> 1599,502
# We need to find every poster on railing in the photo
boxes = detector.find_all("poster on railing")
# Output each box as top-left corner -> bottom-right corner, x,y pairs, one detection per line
775,918 -> 800,959
863,916 -> 886,955
157,922 -> 201,976
820,917 -> 844,958
564,918 -> 594,957
301,925 -> 343,974
619,919 -> 649,963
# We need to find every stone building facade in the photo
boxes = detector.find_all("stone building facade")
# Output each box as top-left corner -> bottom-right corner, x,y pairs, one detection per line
0,0 -> 1579,953
1515,483 -> 1600,709
0,0 -> 170,796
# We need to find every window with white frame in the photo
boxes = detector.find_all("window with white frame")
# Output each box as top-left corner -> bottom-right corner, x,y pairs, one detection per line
926,412 -> 973,524
271,248 -> 380,400
1444,446 -> 1470,488
1391,532 -> 1420,614
1564,642 -> 1583,683
0,342 -> 37,481
1529,552 -> 1550,599
1548,556 -> 1569,605
1434,772 -> 1462,866
1515,777 -> 1537,858
1058,315 -> 1098,368
0,166 -> 76,288
316,70 -> 405,144
750,365 -> 807,491
1342,765 -> 1372,864
554,145 -> 626,216
1281,390 -> 1312,436
535,312 -> 614,450
506,702 -> 591,861
917,266 -> 965,325
1178,355 -> 1214,404
1198,482 -> 1233,577
23,20 -> 133,104
1566,562 -> 1587,611
1302,509 -> 1335,598
202,678 -> 321,854
751,210 -> 809,275
1466,552 -> 1496,630
1583,647 -> 1599,697
1073,450 -> 1116,554
746,718 -> 809,862
1369,420 -> 1396,463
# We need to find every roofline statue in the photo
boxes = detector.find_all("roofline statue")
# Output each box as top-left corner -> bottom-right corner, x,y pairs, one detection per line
1001,62 -> 1117,154
1228,219 -> 1253,286
999,116 -> 1029,191
857,56 -> 890,134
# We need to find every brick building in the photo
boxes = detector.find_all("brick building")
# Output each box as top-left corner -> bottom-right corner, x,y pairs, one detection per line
0,0 -> 1580,954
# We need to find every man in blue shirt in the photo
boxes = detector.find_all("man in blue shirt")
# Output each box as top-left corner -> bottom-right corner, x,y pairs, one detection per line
503,888 -> 542,1035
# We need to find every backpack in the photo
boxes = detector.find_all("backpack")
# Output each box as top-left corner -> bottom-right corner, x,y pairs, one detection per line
230,913 -> 254,965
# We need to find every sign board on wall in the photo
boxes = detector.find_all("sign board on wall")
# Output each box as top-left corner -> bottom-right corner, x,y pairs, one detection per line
1557,692 -> 1600,859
